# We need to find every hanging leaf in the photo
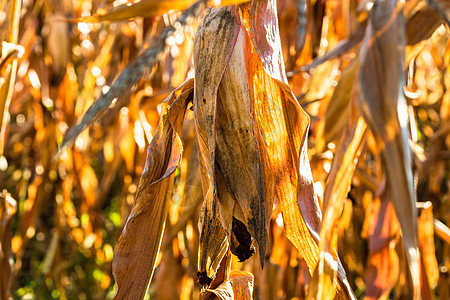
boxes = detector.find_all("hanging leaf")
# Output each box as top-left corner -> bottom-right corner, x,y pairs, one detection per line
72,0 -> 251,23
193,6 -> 241,281
73,0 -> 198,23
357,0 -> 421,297
308,99 -> 367,299
406,5 -> 443,45
320,57 -> 360,149
202,270 -> 254,300
363,196 -> 400,300
112,79 -> 194,299
287,19 -> 367,76
417,202 -> 439,289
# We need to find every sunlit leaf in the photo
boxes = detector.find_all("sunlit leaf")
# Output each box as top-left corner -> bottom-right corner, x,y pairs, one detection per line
417,202 -> 439,289
309,103 -> 366,299
193,6 -> 241,281
202,270 -> 254,300
357,0 -> 421,297
364,196 -> 400,299
73,0 -> 251,23
287,20 -> 367,76
74,0 -> 198,23
112,79 -> 194,299
320,57 -> 360,150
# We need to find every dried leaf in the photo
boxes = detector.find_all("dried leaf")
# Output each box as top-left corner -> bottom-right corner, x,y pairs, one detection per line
197,194 -> 228,283
202,270 -> 254,300
428,0 -> 450,25
321,57 -> 360,149
248,3 -> 355,298
248,0 -> 321,263
406,5 -> 443,45
215,26 -> 268,265
309,107 -> 367,299
71,0 -> 252,23
433,218 -> 450,245
357,1 -> 420,297
287,20 -> 367,76
417,202 -> 439,289
112,79 -> 194,299
74,0 -> 198,23
194,6 -> 241,280
249,1 -> 353,297
364,197 -> 399,300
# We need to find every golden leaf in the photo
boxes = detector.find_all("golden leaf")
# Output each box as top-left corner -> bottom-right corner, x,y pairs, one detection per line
112,79 -> 194,299
357,1 -> 421,297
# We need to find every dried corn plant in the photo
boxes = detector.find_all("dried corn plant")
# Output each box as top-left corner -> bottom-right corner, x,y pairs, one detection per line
0,0 -> 449,299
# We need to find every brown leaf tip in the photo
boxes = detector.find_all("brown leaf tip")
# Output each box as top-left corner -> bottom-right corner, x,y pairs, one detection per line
197,271 -> 212,286
231,217 -> 255,262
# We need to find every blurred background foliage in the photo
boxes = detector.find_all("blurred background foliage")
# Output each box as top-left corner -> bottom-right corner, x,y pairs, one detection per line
0,0 -> 448,299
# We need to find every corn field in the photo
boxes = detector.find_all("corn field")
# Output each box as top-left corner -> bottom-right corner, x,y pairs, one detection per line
0,0 -> 449,299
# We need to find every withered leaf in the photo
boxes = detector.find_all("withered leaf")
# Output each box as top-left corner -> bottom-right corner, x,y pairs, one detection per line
406,5 -> 443,45
309,105 -> 366,299
247,0 -> 323,269
417,202 -> 439,289
364,196 -> 399,300
202,270 -> 254,300
321,57 -> 360,149
287,20 -> 367,76
193,5 -> 241,216
197,193 -> 228,283
72,0 -> 252,23
357,0 -> 421,297
112,79 -> 194,299
215,25 -> 268,266
74,0 -> 196,22
194,6 -> 241,280
248,1 -> 355,298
